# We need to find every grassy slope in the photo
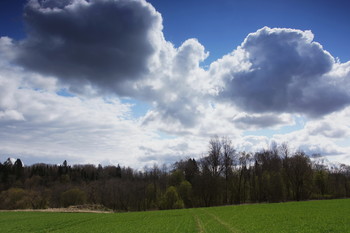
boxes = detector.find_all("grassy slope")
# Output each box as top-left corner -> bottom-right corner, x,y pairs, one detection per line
1,199 -> 349,233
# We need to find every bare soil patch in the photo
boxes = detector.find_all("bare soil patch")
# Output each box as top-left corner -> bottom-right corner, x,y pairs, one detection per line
0,204 -> 113,213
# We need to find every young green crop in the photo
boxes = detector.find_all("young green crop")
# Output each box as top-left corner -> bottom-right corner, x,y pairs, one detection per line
1,199 -> 349,232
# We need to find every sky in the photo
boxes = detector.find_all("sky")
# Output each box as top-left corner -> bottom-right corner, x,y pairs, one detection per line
0,0 -> 350,168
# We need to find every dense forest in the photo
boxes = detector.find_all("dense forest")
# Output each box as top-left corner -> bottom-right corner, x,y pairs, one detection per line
1,137 -> 350,211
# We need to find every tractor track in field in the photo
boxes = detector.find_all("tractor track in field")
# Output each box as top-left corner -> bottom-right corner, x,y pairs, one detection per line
200,209 -> 240,233
190,209 -> 206,233
194,214 -> 206,233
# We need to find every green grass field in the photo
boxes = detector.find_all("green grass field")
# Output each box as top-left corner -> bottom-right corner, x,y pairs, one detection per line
1,199 -> 349,233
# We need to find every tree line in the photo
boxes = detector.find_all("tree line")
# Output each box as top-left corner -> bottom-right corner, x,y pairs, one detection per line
0,136 -> 349,211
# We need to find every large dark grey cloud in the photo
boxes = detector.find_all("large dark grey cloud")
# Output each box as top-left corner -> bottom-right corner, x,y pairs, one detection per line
13,0 -> 211,129
217,27 -> 350,117
16,0 -> 162,95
